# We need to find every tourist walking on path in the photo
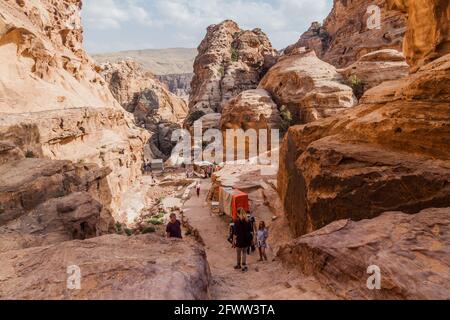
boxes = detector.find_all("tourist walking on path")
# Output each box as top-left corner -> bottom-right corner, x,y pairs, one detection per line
233,209 -> 253,272
257,221 -> 269,261
196,181 -> 201,198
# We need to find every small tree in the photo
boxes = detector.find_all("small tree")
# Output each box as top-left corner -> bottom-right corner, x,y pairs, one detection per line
348,75 -> 365,99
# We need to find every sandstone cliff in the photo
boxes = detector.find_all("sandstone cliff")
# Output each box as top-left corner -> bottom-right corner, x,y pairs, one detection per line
278,0 -> 450,237
100,60 -> 188,158
187,20 -> 278,127
0,0 -> 150,221
285,0 -> 407,68
338,49 -> 409,96
156,73 -> 193,100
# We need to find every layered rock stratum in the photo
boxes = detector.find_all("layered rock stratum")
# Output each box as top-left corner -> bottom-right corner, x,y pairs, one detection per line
285,0 -> 407,68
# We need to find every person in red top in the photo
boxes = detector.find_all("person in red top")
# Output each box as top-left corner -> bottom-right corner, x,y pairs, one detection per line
166,213 -> 182,239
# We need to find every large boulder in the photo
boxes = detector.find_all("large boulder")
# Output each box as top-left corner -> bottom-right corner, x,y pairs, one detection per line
187,20 -> 278,122
339,49 -> 409,94
220,89 -> 282,131
0,234 -> 211,300
259,50 -> 357,124
0,192 -> 104,253
278,207 -> 450,300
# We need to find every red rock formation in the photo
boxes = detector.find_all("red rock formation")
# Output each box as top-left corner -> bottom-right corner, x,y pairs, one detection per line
220,89 -> 282,131
286,0 -> 407,68
278,0 -> 450,237
387,0 -> 450,72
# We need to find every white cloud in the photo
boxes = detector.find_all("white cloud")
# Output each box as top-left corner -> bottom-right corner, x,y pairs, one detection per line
82,0 -> 332,52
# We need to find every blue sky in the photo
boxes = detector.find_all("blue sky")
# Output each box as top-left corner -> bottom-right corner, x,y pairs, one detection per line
81,0 -> 333,54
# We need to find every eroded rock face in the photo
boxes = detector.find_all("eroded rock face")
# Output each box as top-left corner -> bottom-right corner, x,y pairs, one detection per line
220,89 -> 282,131
259,50 -> 357,125
100,60 -> 188,158
0,0 -> 119,112
101,60 -> 188,126
278,208 -> 450,300
286,0 -> 407,68
387,0 -> 450,72
0,234 -> 211,300
188,20 -> 278,122
278,53 -> 450,237
0,191 -> 105,253
0,1 -> 150,222
278,0 -> 450,238
0,108 -> 148,222
338,49 -> 409,93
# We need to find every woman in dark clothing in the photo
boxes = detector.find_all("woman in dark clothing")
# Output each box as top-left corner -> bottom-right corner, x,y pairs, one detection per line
233,208 -> 253,272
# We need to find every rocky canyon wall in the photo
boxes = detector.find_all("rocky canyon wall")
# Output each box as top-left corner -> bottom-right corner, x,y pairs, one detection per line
277,0 -> 450,299
100,60 -> 188,159
0,0 -> 149,223
285,0 -> 407,68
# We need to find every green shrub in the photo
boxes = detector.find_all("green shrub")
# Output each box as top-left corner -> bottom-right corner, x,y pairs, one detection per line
142,226 -> 156,234
124,228 -> 133,236
115,222 -> 123,234
280,105 -> 293,131
148,218 -> 164,226
347,75 -> 365,99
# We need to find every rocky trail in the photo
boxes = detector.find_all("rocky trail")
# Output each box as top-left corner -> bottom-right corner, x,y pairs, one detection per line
182,180 -> 337,300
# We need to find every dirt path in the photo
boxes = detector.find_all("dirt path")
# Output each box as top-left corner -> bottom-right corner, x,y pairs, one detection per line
183,179 -> 337,300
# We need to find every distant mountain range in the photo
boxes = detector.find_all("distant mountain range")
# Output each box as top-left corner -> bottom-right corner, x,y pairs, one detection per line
93,48 -> 197,75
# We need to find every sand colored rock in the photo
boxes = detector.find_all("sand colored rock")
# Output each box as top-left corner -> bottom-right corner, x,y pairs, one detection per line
286,0 -> 407,68
220,89 -> 282,131
339,49 -> 409,93
0,107 -> 149,223
0,0 -> 119,113
278,207 -> 450,300
0,234 -> 210,300
188,20 -> 278,120
0,191 -> 104,253
100,60 -> 188,158
387,0 -> 450,72
259,50 -> 357,125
